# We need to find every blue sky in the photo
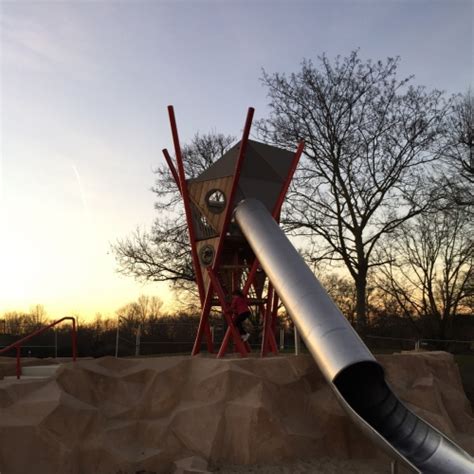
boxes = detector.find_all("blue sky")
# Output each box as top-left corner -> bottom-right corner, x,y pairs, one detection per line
0,0 -> 472,320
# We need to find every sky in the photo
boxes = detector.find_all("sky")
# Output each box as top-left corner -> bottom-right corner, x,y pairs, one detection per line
0,0 -> 472,321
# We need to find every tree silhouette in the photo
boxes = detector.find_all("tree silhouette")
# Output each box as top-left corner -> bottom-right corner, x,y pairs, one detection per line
258,51 -> 449,329
112,132 -> 235,306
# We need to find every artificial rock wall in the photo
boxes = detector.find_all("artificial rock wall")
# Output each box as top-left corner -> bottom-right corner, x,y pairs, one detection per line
0,352 -> 473,474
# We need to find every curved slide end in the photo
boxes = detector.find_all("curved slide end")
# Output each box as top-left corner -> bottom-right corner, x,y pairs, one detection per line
334,361 -> 473,473
235,198 -> 474,474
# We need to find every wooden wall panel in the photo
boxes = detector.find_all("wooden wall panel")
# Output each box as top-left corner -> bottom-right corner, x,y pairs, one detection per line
196,237 -> 219,295
188,176 -> 234,234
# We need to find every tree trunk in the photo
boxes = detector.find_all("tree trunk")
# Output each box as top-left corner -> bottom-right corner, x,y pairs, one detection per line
355,271 -> 368,333
438,312 -> 450,340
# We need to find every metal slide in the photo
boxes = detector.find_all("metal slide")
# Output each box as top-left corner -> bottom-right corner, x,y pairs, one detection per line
234,198 -> 474,474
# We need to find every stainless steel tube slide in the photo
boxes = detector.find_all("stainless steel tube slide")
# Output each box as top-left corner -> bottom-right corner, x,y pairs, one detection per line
234,198 -> 474,474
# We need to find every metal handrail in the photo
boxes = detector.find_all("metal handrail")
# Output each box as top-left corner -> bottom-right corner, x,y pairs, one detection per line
0,316 -> 77,379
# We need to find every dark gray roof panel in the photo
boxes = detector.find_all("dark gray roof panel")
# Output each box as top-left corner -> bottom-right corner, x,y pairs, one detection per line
191,142 -> 240,182
236,178 -> 282,213
190,139 -> 295,184
248,140 -> 295,180
240,148 -> 282,183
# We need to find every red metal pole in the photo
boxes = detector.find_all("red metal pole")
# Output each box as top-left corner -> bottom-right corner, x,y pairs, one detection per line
208,269 -> 248,358
242,141 -> 304,298
243,259 -> 260,296
162,148 -> 182,193
16,346 -> 21,379
269,293 -> 279,353
215,106 -> 254,245
192,107 -> 254,356
218,327 -> 232,358
272,140 -> 304,218
168,106 -> 206,307
192,290 -> 214,356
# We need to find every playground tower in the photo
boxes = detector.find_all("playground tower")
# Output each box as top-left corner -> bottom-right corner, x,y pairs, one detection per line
163,106 -> 303,357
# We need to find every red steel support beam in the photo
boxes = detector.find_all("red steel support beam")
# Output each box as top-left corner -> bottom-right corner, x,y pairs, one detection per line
242,140 -> 303,354
272,140 -> 304,220
243,140 -> 304,296
192,107 -> 254,355
261,284 -> 279,356
162,148 -> 181,193
270,292 -> 279,353
168,106 -> 206,309
163,146 -> 214,352
192,287 -> 215,355
207,269 -> 248,358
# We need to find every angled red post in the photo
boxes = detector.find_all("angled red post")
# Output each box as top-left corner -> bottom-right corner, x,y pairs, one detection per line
192,107 -> 254,356
243,140 -> 304,296
260,283 -> 279,356
162,148 -> 182,193
207,269 -> 248,358
168,106 -> 206,307
272,140 -> 304,219
269,292 -> 280,353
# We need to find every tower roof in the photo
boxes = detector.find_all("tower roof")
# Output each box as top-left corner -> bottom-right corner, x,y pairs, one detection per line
189,139 -> 295,212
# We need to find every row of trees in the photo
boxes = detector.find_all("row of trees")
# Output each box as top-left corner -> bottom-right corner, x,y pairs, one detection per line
0,295 -> 165,336
113,51 -> 473,340
0,298 -> 209,357
0,304 -> 49,335
1,292 -> 473,357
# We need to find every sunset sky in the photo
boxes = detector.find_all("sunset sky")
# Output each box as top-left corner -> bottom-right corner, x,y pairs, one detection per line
1,0 -> 472,321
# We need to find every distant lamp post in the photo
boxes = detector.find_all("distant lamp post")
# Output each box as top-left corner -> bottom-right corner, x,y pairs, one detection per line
135,324 -> 141,357
115,316 -> 126,358
115,317 -> 141,358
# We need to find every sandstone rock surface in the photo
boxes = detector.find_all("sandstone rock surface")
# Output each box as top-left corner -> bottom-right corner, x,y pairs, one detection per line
0,352 -> 472,474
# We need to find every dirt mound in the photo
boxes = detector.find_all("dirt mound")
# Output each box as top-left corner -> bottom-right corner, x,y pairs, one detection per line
0,353 -> 472,474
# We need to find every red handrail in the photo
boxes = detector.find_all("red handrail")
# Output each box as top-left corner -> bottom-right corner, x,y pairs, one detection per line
0,316 -> 77,379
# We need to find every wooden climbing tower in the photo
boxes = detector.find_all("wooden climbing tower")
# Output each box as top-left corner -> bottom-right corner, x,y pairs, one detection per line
163,106 -> 303,357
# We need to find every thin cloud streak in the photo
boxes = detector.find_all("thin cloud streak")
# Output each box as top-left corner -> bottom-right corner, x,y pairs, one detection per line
1,13 -> 98,81
71,163 -> 89,222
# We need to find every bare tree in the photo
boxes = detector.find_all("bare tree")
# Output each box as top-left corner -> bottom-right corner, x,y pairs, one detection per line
116,302 -> 141,332
258,51 -> 449,329
148,295 -> 164,318
29,304 -> 47,328
3,311 -> 25,334
377,207 -> 473,339
113,132 -> 235,304
439,90 -> 473,209
318,273 -> 357,324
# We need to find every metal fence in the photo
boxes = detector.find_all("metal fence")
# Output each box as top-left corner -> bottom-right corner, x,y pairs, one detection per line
3,321 -> 472,359
363,335 -> 474,355
134,328 -> 474,357
0,328 -> 71,358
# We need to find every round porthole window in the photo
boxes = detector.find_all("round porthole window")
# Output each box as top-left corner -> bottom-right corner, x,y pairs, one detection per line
199,245 -> 215,266
205,189 -> 226,214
